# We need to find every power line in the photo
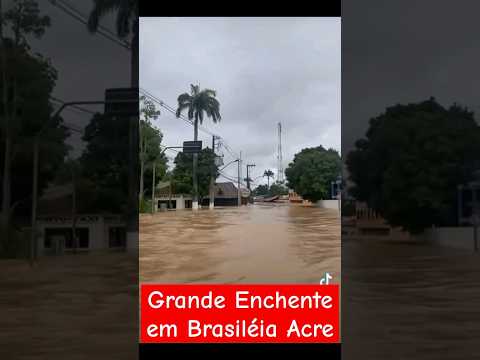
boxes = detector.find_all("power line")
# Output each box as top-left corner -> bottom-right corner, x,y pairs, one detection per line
139,88 -> 241,159
50,96 -> 98,116
49,0 -> 131,50
140,88 -> 218,138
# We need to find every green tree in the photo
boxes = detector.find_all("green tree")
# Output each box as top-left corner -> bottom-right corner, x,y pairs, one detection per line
346,98 -> 480,234
268,183 -> 289,197
4,0 -> 50,48
263,169 -> 274,188
139,95 -> 162,201
285,146 -> 341,202
253,184 -> 269,196
87,0 -> 139,238
79,113 -> 129,213
176,84 -> 221,208
87,0 -> 138,86
0,1 -> 65,253
172,148 -> 218,203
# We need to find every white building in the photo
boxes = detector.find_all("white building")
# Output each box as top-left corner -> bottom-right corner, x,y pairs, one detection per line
35,184 -> 126,256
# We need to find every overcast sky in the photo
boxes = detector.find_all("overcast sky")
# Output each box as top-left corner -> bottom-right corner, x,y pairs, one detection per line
21,0 -> 130,158
140,17 -> 341,186
342,0 -> 480,155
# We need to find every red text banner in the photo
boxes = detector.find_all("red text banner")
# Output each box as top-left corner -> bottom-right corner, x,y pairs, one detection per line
140,284 -> 339,343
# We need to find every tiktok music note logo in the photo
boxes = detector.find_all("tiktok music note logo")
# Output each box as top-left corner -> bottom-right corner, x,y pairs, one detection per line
319,272 -> 332,285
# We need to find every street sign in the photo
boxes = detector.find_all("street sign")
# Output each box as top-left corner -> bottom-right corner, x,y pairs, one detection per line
215,155 -> 224,167
183,141 -> 202,154
105,87 -> 139,116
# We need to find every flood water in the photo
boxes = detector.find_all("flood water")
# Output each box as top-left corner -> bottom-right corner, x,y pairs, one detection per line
343,238 -> 480,359
140,203 -> 340,284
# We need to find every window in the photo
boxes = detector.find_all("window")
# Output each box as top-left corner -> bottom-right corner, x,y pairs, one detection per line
109,226 -> 126,248
44,228 -> 89,250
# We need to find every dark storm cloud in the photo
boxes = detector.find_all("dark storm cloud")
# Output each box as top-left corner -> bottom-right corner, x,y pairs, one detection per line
342,0 -> 480,154
140,17 -> 340,185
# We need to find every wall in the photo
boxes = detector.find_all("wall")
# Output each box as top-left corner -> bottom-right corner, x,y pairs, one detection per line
421,227 -> 478,251
316,199 -> 340,211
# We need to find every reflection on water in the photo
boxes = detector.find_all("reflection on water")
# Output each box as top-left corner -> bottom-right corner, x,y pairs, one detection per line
140,204 -> 340,284
343,238 -> 480,360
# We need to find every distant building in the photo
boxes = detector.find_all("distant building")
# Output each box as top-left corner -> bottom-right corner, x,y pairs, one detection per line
202,182 -> 250,206
154,181 -> 192,210
154,181 -> 248,210
458,170 -> 480,225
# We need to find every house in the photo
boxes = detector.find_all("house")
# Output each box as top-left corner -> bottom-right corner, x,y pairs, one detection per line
154,181 -> 192,210
201,182 -> 250,206
154,181 -> 249,210
33,183 -> 126,256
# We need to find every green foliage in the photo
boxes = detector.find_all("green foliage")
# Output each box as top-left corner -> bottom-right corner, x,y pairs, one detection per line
285,146 -> 341,202
139,105 -> 164,166
269,183 -> 289,196
139,198 -> 152,214
79,113 -> 129,213
253,184 -> 269,196
0,40 -> 67,217
176,84 -> 221,126
4,0 -> 51,47
139,95 -> 165,198
87,0 -> 139,38
346,98 -> 480,234
253,183 -> 288,197
172,148 -> 218,200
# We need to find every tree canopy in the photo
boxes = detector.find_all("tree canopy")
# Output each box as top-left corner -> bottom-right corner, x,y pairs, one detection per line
0,40 -> 67,217
253,183 -> 288,197
79,113 -> 129,213
285,146 -> 341,202
139,96 -> 165,199
171,148 -> 218,201
346,98 -> 480,234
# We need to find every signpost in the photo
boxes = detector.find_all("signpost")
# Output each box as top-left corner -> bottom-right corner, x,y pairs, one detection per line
183,141 -> 202,154
105,88 -> 139,116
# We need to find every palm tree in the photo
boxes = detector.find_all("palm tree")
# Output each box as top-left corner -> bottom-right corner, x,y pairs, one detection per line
87,0 -> 139,87
264,169 -> 274,189
87,0 -> 139,249
176,84 -> 221,209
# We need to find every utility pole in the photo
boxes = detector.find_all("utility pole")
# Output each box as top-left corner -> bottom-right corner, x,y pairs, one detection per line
246,164 -> 256,191
209,135 -> 218,210
277,122 -> 284,183
246,164 -> 255,204
30,137 -> 39,265
473,186 -> 478,252
151,161 -> 156,214
71,161 -> 77,254
237,152 -> 241,207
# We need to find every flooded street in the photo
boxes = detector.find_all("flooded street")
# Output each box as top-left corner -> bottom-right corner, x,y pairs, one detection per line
0,252 -> 138,360
140,204 -> 340,284
343,238 -> 480,359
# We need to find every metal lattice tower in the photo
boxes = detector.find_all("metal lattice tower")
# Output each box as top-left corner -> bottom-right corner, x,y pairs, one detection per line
277,122 -> 284,183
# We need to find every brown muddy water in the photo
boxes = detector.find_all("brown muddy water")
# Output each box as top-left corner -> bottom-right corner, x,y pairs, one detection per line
140,203 -> 341,284
342,238 -> 480,360
0,252 -> 138,360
